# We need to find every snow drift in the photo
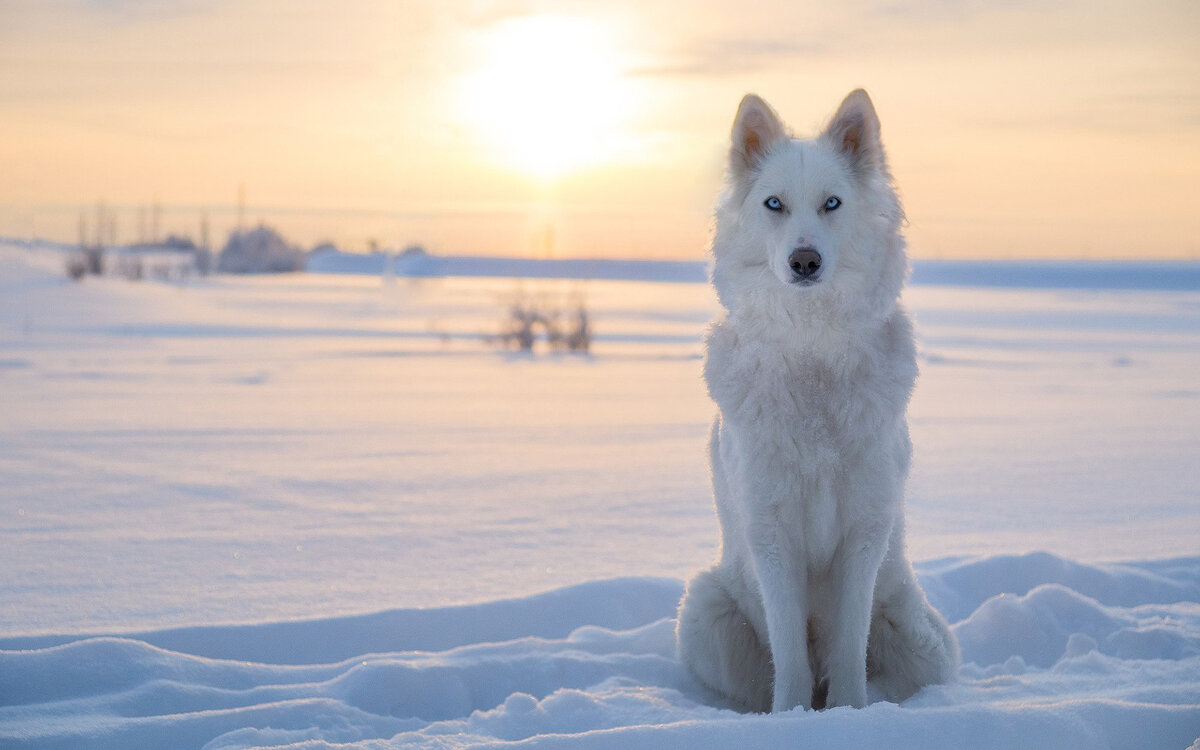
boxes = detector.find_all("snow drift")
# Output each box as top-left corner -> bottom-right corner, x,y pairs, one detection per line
2,554 -> 1198,749
1,241 -> 1197,748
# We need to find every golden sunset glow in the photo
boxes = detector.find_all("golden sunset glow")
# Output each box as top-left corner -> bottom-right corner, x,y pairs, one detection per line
455,13 -> 646,180
0,0 -> 1196,259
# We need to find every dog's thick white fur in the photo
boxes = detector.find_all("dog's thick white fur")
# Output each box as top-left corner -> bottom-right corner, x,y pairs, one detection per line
677,90 -> 959,713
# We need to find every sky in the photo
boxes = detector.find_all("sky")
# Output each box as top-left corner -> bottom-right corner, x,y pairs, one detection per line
0,0 -> 1197,259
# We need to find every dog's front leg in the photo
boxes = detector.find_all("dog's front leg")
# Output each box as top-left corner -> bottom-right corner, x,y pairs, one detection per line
745,517 -> 812,712
825,519 -> 892,708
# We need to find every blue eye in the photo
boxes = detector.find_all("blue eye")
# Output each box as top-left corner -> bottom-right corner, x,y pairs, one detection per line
824,196 -> 842,211
764,196 -> 783,212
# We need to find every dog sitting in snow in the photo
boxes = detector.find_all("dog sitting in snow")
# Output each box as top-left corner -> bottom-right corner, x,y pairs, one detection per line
677,90 -> 959,712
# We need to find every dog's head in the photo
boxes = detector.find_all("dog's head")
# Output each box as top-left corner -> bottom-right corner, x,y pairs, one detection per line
712,90 -> 906,318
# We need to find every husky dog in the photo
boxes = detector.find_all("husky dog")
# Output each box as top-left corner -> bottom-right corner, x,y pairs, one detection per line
676,90 -> 959,713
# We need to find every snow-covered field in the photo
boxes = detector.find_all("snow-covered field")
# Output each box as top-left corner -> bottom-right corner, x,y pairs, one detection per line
1,241 -> 1198,749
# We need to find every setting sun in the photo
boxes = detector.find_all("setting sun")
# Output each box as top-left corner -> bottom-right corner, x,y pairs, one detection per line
2,2 -> 1200,746
455,13 -> 646,181
0,0 -> 1195,258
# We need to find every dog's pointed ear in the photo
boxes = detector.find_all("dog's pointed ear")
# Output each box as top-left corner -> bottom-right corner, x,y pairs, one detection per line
730,94 -> 787,180
821,89 -> 884,176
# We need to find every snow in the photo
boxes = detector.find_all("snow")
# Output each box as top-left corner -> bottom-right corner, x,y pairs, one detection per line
307,248 -> 710,284
307,246 -> 1200,292
3,561 -> 1198,749
1,241 -> 1198,748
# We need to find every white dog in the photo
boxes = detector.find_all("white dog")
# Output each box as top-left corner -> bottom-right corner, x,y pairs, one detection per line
676,90 -> 959,713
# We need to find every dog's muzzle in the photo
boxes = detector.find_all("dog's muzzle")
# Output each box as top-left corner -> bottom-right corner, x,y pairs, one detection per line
788,247 -> 822,283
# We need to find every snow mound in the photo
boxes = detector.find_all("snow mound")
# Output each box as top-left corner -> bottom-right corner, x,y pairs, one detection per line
918,551 -> 1200,623
0,577 -> 684,665
2,555 -> 1198,750
954,582 -> 1200,667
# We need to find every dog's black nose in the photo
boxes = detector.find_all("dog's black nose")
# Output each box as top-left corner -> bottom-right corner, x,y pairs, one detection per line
788,247 -> 822,280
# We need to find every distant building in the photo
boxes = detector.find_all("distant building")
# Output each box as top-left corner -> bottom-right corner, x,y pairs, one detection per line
217,225 -> 304,273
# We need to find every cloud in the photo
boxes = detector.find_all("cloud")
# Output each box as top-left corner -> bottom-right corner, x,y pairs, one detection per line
631,37 -> 827,78
976,86 -> 1200,135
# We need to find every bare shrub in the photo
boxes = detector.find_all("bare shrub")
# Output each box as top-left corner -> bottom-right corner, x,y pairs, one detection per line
65,254 -> 88,281
497,288 -> 592,354
84,246 -> 104,275
564,303 -> 591,352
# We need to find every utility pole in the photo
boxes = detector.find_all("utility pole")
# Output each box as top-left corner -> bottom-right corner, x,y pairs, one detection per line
197,210 -> 212,275
94,201 -> 104,248
151,198 -> 162,245
237,183 -> 246,234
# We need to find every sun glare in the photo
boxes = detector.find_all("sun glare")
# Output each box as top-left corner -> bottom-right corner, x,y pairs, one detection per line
456,13 -> 643,181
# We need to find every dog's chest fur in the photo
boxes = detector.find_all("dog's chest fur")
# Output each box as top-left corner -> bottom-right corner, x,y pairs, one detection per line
704,298 -> 916,563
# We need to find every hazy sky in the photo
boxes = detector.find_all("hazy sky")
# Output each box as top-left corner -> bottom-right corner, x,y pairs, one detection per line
1,0 -> 1197,259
